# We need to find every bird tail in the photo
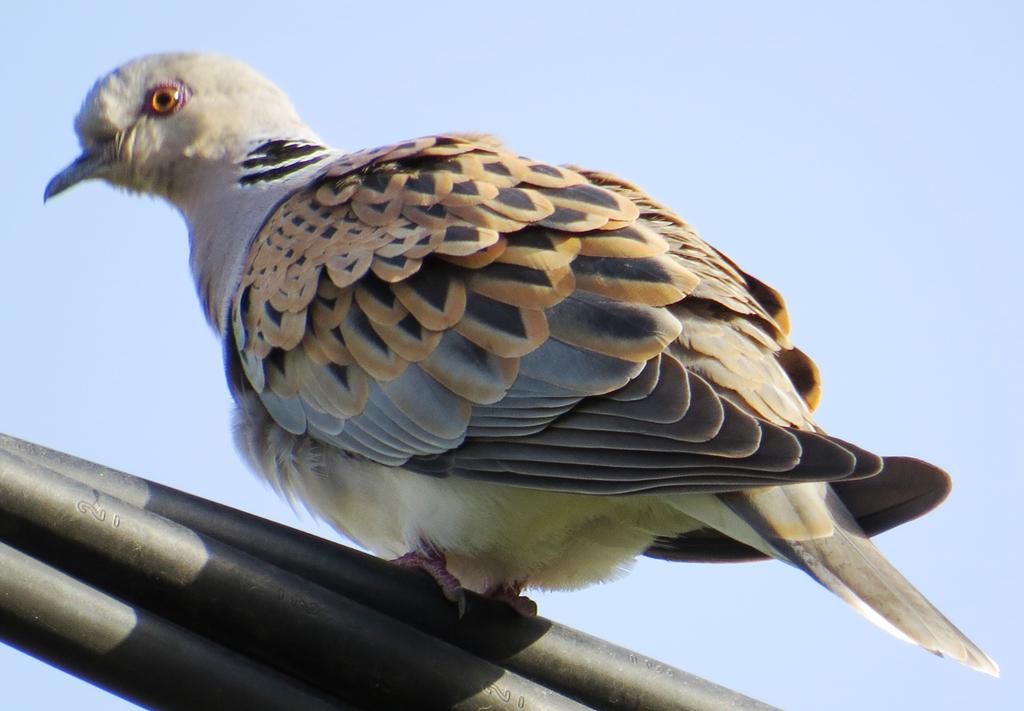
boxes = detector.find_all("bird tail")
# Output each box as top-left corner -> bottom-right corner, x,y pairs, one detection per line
671,482 -> 999,675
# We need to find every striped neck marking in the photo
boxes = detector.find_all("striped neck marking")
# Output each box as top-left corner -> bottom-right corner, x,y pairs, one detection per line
239,140 -> 329,185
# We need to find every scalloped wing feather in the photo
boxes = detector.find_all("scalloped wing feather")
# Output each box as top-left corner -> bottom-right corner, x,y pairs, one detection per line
231,134 -> 854,494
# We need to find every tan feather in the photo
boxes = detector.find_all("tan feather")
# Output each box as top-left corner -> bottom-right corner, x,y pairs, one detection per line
369,254 -> 423,283
354,278 -> 407,326
454,295 -> 549,358
339,304 -> 409,381
417,134 -> 487,156
539,206 -> 612,232
446,203 -> 531,233
263,352 -> 295,397
309,284 -> 352,332
437,238 -> 508,268
544,183 -> 640,223
481,187 -> 556,223
259,302 -> 307,351
432,224 -> 502,257
497,229 -> 581,270
325,251 -> 374,289
266,263 -> 321,313
351,196 -> 404,227
286,347 -> 369,419
314,178 -> 360,207
438,179 -> 500,207
377,221 -> 433,257
308,320 -> 354,366
778,347 -> 822,411
400,170 -> 456,206
521,162 -> 588,189
576,223 -> 670,258
402,203 -> 455,231
572,255 -> 700,306
368,312 -> 444,362
397,171 -> 454,207
391,269 -> 467,330
440,153 -> 529,187
353,172 -> 409,204
546,293 -> 683,363
468,263 -> 575,309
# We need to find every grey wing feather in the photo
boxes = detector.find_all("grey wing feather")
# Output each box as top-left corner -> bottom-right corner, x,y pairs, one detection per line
231,134 -> 876,495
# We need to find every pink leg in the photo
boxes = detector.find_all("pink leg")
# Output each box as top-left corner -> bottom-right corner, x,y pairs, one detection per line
391,544 -> 467,616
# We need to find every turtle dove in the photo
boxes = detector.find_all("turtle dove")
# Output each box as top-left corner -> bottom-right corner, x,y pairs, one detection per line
46,52 -> 996,674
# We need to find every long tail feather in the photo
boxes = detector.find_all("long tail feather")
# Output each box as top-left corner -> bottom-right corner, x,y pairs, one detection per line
671,482 -> 999,675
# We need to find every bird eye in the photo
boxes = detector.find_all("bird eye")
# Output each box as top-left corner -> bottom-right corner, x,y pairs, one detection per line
144,81 -> 190,115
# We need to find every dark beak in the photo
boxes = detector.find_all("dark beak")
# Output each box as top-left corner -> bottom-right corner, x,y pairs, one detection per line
44,144 -> 116,201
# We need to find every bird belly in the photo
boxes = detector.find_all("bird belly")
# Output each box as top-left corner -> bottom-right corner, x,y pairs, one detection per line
233,401 -> 686,592
369,466 -> 683,593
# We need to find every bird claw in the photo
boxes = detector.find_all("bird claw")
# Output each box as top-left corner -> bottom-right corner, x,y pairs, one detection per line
391,548 -> 468,617
485,582 -> 538,617
392,547 -> 536,618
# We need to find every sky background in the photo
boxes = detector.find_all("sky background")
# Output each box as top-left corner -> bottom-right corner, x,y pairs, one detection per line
2,2 -> 1020,709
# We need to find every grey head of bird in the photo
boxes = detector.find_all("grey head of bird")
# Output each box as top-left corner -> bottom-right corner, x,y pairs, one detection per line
45,52 -> 318,207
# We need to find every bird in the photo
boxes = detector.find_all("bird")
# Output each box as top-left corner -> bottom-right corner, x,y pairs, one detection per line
46,51 -> 996,674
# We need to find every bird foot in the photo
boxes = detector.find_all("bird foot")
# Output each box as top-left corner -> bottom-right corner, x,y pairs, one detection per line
392,548 -> 537,617
391,547 -> 468,616
485,581 -> 538,617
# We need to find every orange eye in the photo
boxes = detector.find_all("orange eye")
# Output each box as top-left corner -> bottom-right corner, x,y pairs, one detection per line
144,81 -> 190,116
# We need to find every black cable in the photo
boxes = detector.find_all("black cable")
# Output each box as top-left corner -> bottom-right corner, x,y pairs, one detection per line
0,444 -> 588,711
0,541 -> 352,711
0,433 -> 779,711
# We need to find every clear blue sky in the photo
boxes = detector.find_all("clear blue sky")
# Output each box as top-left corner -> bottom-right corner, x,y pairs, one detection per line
2,2 -> 1020,709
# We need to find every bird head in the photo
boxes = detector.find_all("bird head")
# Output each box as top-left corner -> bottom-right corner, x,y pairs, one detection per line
45,52 -> 315,205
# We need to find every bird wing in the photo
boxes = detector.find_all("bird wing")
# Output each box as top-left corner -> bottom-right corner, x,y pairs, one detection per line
229,134 -> 879,494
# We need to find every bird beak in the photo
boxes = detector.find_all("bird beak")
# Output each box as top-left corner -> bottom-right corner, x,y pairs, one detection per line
44,143 -> 116,201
